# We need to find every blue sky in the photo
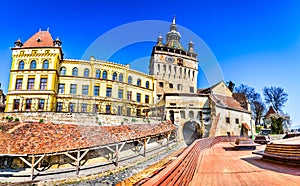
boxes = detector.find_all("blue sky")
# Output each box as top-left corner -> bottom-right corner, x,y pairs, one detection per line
0,0 -> 299,127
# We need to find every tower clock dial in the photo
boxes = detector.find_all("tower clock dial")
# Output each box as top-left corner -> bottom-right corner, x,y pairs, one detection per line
165,56 -> 175,63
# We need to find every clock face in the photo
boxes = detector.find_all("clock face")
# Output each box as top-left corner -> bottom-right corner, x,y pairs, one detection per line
165,56 -> 175,63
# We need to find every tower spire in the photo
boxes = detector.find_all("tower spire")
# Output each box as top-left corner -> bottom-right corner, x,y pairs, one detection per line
172,16 -> 176,24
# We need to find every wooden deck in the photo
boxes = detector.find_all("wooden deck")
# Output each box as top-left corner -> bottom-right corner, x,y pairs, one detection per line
191,142 -> 300,186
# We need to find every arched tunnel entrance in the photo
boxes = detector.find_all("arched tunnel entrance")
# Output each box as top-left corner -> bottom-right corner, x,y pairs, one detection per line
182,121 -> 202,146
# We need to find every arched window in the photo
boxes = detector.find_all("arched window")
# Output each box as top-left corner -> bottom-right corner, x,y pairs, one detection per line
112,72 -> 117,81
145,81 -> 150,88
137,78 -> 141,86
72,67 -> 78,76
119,74 -> 123,82
128,76 -> 132,84
84,68 -> 89,77
102,71 -> 107,79
95,70 -> 101,78
60,67 -> 66,75
18,61 -> 24,70
30,60 -> 36,69
42,60 -> 49,69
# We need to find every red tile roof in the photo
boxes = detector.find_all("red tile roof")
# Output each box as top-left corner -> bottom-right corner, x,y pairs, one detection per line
264,106 -> 277,118
23,30 -> 54,47
232,93 -> 248,110
0,122 -> 176,155
211,94 -> 249,112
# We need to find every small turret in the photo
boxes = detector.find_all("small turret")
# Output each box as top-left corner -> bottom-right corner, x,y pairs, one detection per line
53,37 -> 62,47
188,40 -> 195,53
156,33 -> 163,46
14,38 -> 23,48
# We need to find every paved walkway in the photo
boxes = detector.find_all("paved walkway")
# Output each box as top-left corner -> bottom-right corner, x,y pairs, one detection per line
191,142 -> 300,186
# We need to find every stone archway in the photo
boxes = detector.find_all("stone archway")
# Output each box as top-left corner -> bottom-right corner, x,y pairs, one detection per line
182,121 -> 202,146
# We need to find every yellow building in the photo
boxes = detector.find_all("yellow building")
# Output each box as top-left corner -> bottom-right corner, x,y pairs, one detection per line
5,30 -> 156,117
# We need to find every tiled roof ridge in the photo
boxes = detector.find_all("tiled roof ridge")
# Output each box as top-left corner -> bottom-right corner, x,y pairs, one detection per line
0,121 -> 176,155
211,94 -> 249,112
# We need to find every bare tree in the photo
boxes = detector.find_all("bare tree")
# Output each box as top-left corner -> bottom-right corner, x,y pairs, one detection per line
235,84 -> 265,125
252,100 -> 265,125
263,86 -> 288,113
235,84 -> 260,103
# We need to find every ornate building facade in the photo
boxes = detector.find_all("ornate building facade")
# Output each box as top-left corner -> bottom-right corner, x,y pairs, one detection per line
5,30 -> 155,116
149,17 -> 198,103
4,18 -> 254,141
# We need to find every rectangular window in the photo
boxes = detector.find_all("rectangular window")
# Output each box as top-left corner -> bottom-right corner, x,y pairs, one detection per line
235,118 -> 239,124
137,109 -> 141,116
81,103 -> 87,112
127,91 -> 132,100
189,111 -> 194,119
82,85 -> 89,95
58,84 -> 65,94
180,110 -> 185,119
93,104 -> 99,113
190,87 -> 194,93
15,79 -> 22,90
106,105 -> 111,114
106,87 -> 112,97
118,106 -> 122,115
25,99 -> 32,110
226,117 -> 230,123
169,83 -> 173,88
177,84 -> 183,91
56,102 -> 63,112
127,107 -> 131,116
27,78 -> 35,90
69,103 -> 75,112
40,78 -> 47,90
70,84 -> 77,95
159,82 -> 164,87
137,93 -> 141,102
94,86 -> 100,96
118,89 -> 123,99
38,99 -> 45,110
145,95 -> 149,104
13,99 -> 20,110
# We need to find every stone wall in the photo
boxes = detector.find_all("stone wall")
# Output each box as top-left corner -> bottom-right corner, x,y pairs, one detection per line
0,112 -> 161,126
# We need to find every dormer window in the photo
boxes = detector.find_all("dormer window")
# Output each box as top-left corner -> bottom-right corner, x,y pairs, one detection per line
36,37 -> 41,43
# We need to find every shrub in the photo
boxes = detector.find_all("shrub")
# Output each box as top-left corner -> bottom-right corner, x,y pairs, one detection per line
98,121 -> 102,125
39,119 -> 44,123
131,118 -> 136,122
14,118 -> 20,122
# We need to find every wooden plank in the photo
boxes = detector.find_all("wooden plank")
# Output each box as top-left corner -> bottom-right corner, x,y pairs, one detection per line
115,143 -> 119,167
76,150 -> 80,175
31,156 -> 35,180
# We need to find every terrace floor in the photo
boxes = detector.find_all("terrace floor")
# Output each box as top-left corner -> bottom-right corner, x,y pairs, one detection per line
191,142 -> 300,186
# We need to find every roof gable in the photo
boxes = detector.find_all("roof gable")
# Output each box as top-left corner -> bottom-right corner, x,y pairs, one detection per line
23,30 -> 54,47
210,81 -> 232,97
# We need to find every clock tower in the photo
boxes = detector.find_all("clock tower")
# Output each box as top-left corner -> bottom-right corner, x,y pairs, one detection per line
149,17 -> 198,101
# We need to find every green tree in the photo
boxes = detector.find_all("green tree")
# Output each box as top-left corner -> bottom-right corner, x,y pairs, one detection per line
270,115 -> 284,134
